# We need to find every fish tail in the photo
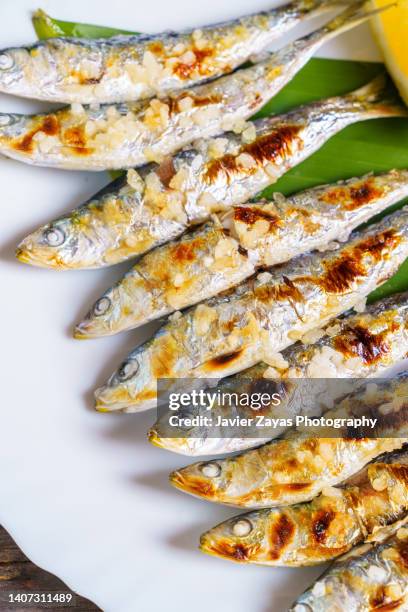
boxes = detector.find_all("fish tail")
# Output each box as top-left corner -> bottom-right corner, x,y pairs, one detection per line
344,74 -> 408,118
293,0 -> 364,17
307,0 -> 396,46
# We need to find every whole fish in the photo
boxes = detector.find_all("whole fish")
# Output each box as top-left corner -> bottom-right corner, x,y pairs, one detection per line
150,292 -> 408,456
0,0 -> 347,104
94,207 -> 408,413
290,526 -> 408,610
75,170 -> 408,338
199,448 -> 408,566
169,375 -> 408,507
0,3 -> 379,171
16,76 -> 406,268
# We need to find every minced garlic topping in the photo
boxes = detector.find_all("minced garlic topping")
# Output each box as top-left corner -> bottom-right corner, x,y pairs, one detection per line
127,169 -> 145,193
300,327 -> 325,345
194,304 -> 218,336
262,351 -> 289,370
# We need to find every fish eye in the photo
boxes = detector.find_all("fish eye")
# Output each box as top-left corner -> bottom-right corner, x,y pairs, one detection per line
116,360 -> 139,382
0,53 -> 14,71
200,462 -> 221,478
232,519 -> 253,537
43,227 -> 65,247
93,297 -> 111,317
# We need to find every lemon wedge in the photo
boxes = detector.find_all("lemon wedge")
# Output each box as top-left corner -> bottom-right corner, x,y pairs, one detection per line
370,0 -> 408,106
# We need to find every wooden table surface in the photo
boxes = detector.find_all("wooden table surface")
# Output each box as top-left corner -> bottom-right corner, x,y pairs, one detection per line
0,526 -> 100,611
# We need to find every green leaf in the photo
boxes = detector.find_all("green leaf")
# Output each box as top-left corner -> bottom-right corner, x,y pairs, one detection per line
32,9 -> 138,40
253,58 -> 408,302
31,10 -> 408,300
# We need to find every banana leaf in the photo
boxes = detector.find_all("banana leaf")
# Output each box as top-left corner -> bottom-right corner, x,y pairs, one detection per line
32,9 -> 137,39
32,10 -> 408,302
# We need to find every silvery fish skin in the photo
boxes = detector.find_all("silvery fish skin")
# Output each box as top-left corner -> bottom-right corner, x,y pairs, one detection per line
94,208 -> 408,413
16,77 -> 406,269
0,0 -> 345,104
74,170 -> 408,338
291,527 -> 408,610
150,292 -> 408,456
199,448 -> 408,566
169,375 -> 408,507
0,3 -> 376,171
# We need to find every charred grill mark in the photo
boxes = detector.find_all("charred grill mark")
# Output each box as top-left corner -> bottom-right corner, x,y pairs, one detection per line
204,154 -> 248,185
173,48 -> 215,79
315,230 -> 399,294
284,483 -> 311,491
371,587 -> 387,609
203,125 -> 302,184
63,126 -> 86,148
333,324 -> 392,365
269,514 -> 295,560
189,93 -> 221,107
63,125 -> 93,155
231,546 -> 251,561
320,179 -> 384,210
148,41 -> 164,55
204,539 -> 261,562
319,254 -> 366,293
170,237 -> 205,263
244,126 -> 302,164
350,183 -> 383,207
13,115 -> 59,153
208,350 -> 244,368
238,244 -> 248,257
371,587 -> 404,611
255,275 -> 304,304
312,510 -> 336,544
234,206 -> 280,231
168,92 -> 222,114
359,230 -> 400,260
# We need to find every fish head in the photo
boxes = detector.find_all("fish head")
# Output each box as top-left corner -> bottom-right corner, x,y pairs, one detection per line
74,264 -> 158,338
74,286 -> 120,339
95,315 -> 199,412
94,340 -> 158,412
199,511 -> 270,563
170,458 -> 227,500
0,47 -> 29,95
16,211 -> 109,269
16,217 -> 81,269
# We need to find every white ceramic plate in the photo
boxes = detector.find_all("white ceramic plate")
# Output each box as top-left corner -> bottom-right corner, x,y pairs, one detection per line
0,1 -> 382,611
